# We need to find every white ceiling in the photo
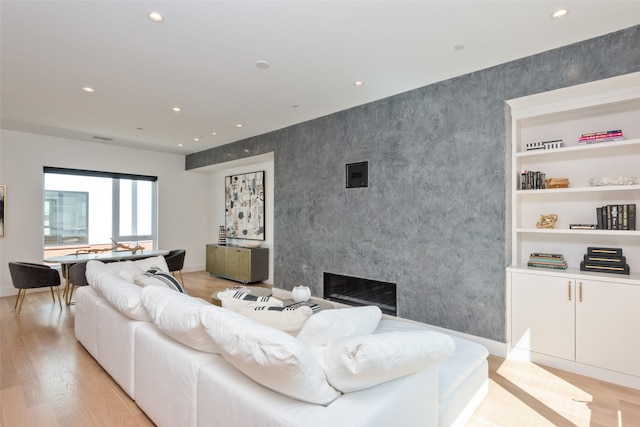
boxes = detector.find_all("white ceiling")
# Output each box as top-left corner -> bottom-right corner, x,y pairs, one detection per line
2,1 -> 639,155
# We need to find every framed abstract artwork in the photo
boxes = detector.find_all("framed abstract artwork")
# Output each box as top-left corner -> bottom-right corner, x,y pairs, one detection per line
0,185 -> 5,237
224,171 -> 265,241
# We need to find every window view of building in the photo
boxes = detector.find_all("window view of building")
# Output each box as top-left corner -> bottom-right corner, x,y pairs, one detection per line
43,168 -> 157,258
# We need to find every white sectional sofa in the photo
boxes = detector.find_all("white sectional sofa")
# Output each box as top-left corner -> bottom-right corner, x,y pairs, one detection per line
74,257 -> 488,427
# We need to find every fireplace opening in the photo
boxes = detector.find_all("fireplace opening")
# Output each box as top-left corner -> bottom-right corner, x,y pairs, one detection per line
323,272 -> 397,316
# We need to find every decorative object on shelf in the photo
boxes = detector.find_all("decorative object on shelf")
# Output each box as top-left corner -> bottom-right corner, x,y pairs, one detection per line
578,129 -> 624,144
525,139 -> 564,151
580,247 -> 630,275
596,204 -> 636,230
527,252 -> 567,270
536,214 -> 558,229
218,225 -> 226,245
225,170 -> 265,241
544,177 -> 569,189
291,285 -> 311,303
236,241 -> 261,248
589,176 -> 637,186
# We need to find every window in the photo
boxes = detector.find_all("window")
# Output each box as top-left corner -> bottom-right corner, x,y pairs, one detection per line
43,167 -> 157,258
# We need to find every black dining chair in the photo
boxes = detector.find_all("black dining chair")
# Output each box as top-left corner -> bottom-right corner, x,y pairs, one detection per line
67,262 -> 90,305
164,249 -> 186,285
8,262 -> 62,315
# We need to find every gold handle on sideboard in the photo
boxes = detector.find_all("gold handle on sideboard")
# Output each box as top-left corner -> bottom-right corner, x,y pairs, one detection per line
579,282 -> 583,302
568,281 -> 572,301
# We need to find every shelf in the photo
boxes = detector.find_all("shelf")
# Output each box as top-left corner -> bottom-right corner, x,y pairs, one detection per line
516,228 -> 639,236
516,184 -> 640,195
516,138 -> 640,158
508,265 -> 640,285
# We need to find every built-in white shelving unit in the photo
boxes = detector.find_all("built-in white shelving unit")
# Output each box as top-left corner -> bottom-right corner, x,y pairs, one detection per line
506,72 -> 640,390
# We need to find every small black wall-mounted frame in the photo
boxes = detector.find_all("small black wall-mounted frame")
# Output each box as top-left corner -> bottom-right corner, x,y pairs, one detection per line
346,161 -> 368,188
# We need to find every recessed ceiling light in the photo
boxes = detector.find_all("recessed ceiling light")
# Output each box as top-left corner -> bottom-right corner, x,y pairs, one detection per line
178,143 -> 183,147
211,132 -> 217,136
354,81 -> 364,87
172,107 -> 181,112
82,86 -> 95,93
256,60 -> 270,69
236,124 -> 243,128
552,9 -> 568,19
194,138 -> 200,142
147,11 -> 164,22
243,149 -> 250,153
454,44 -> 465,51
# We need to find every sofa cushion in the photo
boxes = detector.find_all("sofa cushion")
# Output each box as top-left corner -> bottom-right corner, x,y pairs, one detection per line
86,260 -> 151,321
134,268 -> 186,293
297,306 -> 382,346
374,319 -> 489,402
200,305 -> 340,405
314,330 -> 455,393
238,306 -> 313,335
217,289 -> 283,312
141,286 -> 220,353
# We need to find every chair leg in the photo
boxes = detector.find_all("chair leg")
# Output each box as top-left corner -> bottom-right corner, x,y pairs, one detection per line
67,285 -> 76,305
178,270 -> 184,285
54,286 -> 62,310
50,286 -> 56,302
14,289 -> 22,309
15,289 -> 26,316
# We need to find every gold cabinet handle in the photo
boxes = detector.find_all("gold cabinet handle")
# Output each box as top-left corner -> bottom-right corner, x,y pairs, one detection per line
579,282 -> 583,302
568,281 -> 572,301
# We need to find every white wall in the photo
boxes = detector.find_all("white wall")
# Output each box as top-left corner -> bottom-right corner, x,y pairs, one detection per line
198,152 -> 275,284
0,129 -> 209,297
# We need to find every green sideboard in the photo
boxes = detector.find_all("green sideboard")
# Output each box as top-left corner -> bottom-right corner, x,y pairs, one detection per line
206,244 -> 268,284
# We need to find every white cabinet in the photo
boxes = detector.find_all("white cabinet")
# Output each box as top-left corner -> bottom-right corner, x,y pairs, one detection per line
511,271 -> 640,378
507,72 -> 640,388
510,272 -> 575,360
576,278 -> 640,377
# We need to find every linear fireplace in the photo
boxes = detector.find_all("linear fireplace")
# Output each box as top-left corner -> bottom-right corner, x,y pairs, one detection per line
323,272 -> 397,316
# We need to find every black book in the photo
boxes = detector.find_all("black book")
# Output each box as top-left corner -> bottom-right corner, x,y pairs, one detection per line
584,254 -> 626,264
629,204 -> 636,231
580,261 -> 630,275
596,207 -> 604,229
587,247 -> 623,257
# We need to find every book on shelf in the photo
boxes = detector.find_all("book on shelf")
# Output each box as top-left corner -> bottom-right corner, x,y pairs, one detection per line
578,129 -> 624,144
587,247 -> 623,256
580,261 -> 630,275
570,224 -> 597,230
596,204 -> 636,230
519,170 -> 546,190
527,252 -> 567,269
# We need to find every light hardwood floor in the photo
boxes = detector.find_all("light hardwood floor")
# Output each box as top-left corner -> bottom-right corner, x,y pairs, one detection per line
1,271 -> 639,426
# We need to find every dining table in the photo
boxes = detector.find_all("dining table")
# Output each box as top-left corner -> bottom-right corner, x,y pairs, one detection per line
44,249 -> 169,304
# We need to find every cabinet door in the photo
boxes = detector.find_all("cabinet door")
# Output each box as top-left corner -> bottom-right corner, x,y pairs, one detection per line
226,248 -> 250,282
511,272 -> 575,360
576,279 -> 640,377
206,245 -> 227,276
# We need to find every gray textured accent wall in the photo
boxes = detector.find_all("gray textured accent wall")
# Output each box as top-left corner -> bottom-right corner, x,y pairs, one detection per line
187,26 -> 640,342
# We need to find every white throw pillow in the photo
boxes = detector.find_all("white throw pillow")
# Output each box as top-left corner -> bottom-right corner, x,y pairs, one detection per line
297,305 -> 382,346
217,289 -> 282,312
141,286 -> 220,353
200,305 -> 340,405
238,306 -> 313,335
315,330 -> 455,393
86,260 -> 151,321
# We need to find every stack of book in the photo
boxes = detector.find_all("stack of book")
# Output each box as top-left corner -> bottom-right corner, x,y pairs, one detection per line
527,253 -> 568,270
596,204 -> 636,230
580,247 -> 630,275
579,129 -> 624,144
520,170 -> 546,190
